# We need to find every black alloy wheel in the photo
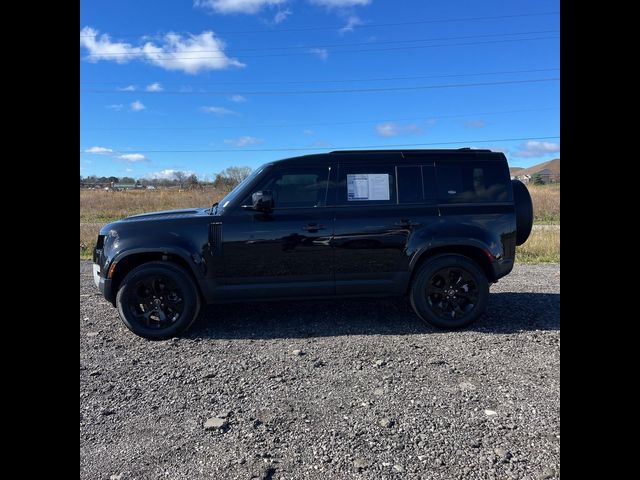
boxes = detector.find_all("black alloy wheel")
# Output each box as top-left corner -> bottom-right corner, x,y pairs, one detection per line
116,261 -> 201,340
425,267 -> 479,321
410,254 -> 489,329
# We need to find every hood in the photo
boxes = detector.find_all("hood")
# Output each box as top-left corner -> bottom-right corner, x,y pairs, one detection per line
99,207 -> 209,235
120,207 -> 208,222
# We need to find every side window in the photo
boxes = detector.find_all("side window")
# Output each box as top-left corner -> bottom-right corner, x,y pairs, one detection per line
337,165 -> 396,205
436,162 -> 511,203
397,166 -> 423,203
247,166 -> 330,208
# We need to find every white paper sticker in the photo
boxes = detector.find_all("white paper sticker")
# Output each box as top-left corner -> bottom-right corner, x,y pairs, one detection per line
347,173 -> 390,201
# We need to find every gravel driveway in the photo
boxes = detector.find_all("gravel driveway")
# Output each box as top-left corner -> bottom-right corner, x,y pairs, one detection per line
80,261 -> 560,480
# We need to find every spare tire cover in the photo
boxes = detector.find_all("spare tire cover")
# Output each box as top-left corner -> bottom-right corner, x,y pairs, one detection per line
512,179 -> 533,245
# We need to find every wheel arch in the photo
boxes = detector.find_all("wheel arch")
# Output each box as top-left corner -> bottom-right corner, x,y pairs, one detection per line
107,248 -> 205,304
408,244 -> 495,293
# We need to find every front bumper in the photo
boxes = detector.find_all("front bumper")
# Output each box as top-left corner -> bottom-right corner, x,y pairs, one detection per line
93,263 -> 114,304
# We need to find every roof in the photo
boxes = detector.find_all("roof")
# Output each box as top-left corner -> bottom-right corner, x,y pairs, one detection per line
331,148 -> 492,154
270,148 -> 503,165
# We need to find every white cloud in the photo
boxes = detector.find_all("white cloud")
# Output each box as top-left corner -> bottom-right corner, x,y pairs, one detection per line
375,122 -> 423,137
80,27 -> 245,74
309,0 -> 371,7
84,146 -> 113,155
195,0 -> 286,14
464,120 -> 487,129
229,94 -> 247,102
273,8 -> 292,23
303,129 -> 314,135
224,136 -> 263,146
339,15 -> 363,34
512,140 -> 560,158
147,169 -> 194,180
118,153 -> 147,162
106,104 -> 124,111
119,85 -> 137,91
130,100 -> 146,111
146,82 -> 163,92
125,168 -> 134,172
200,106 -> 237,115
310,48 -> 329,60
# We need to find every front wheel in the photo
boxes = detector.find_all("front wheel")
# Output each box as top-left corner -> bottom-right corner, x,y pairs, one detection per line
116,261 -> 201,340
410,254 -> 489,329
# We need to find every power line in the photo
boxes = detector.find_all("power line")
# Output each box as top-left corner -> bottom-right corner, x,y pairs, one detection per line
80,67 -> 560,87
81,77 -> 560,96
80,136 -> 560,154
81,106 -> 559,131
80,35 -> 559,61
79,12 -> 560,38
81,30 -> 559,56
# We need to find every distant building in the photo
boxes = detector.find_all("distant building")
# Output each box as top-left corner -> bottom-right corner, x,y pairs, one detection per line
511,174 -> 532,184
536,169 -> 554,183
111,183 -> 144,191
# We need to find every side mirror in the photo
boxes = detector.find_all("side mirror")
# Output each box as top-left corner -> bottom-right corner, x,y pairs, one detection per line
248,190 -> 274,213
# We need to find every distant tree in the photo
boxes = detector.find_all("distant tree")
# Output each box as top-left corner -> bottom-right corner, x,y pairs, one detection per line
174,171 -> 187,188
213,166 -> 252,191
121,176 -> 135,184
532,173 -> 545,185
108,176 -> 119,184
186,174 -> 199,189
226,166 -> 252,184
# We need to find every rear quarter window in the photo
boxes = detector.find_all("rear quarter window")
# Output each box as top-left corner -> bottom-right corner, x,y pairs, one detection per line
397,166 -> 423,204
436,162 -> 512,203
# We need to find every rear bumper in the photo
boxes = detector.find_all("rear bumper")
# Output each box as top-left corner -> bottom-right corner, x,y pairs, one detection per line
491,257 -> 514,281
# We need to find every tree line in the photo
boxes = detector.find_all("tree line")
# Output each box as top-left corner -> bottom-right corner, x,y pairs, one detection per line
80,166 -> 253,191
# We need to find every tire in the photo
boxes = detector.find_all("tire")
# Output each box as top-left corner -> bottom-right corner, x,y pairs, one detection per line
512,179 -> 533,246
410,254 -> 489,330
116,261 -> 201,340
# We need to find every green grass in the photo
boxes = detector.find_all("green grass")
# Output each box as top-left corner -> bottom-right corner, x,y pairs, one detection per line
515,229 -> 560,263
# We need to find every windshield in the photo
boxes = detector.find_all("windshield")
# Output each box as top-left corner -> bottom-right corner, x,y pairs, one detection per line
216,164 -> 268,213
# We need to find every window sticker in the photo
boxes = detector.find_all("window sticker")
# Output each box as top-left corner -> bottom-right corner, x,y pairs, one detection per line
347,173 -> 390,201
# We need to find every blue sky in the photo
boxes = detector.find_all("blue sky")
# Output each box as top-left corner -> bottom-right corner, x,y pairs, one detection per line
80,0 -> 560,180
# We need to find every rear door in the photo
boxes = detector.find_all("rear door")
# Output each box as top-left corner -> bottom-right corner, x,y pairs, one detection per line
332,156 -> 438,295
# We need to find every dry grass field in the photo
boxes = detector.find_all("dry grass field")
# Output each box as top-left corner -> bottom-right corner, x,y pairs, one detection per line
80,184 -> 559,262
527,183 -> 560,224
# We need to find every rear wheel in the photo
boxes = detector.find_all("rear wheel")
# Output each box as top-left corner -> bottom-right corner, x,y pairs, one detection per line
410,254 -> 489,329
116,261 -> 201,340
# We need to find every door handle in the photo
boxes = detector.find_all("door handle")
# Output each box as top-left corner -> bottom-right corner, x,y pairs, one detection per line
302,223 -> 325,232
395,219 -> 421,227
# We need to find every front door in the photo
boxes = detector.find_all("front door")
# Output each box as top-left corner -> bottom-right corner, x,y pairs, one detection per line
218,164 -> 334,299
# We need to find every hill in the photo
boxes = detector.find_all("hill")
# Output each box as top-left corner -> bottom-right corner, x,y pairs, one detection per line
512,158 -> 560,177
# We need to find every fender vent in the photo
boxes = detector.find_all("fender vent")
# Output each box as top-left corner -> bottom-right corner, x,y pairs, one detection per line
209,222 -> 223,256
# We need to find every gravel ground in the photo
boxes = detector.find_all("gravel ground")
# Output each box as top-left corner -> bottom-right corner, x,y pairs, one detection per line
80,261 -> 559,480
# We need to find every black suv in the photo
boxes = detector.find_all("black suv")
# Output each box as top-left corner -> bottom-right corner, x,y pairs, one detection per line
92,149 -> 533,339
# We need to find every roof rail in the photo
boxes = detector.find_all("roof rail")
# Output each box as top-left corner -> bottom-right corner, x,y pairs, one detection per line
329,148 -> 493,154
